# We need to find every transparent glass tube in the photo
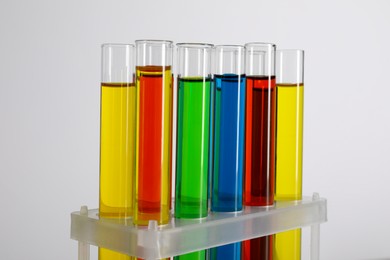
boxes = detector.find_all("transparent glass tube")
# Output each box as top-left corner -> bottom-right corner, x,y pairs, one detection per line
211,45 -> 245,212
134,40 -> 174,226
242,42 -> 276,260
244,42 -> 276,206
275,49 -> 304,201
210,45 -> 245,260
274,49 -> 305,260
174,43 -> 213,260
99,43 -> 135,260
175,43 -> 213,219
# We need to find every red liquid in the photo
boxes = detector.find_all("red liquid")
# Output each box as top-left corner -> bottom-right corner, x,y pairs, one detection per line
135,66 -> 172,225
242,237 -> 273,260
244,76 -> 276,206
139,71 -> 161,212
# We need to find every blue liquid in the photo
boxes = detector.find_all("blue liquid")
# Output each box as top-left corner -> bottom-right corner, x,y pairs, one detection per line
209,243 -> 241,260
212,74 -> 246,212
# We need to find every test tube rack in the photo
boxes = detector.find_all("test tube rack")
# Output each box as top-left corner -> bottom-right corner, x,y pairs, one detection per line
70,193 -> 327,260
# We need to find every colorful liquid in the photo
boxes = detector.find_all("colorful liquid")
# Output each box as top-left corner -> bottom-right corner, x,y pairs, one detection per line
275,83 -> 303,201
274,83 -> 304,260
273,230 -> 301,260
175,77 -> 211,218
99,83 -> 135,260
244,76 -> 276,206
212,74 -> 246,212
99,83 -> 135,218
243,237 -> 273,260
134,66 -> 173,226
99,248 -> 134,260
209,243 -> 241,260
174,251 -> 206,260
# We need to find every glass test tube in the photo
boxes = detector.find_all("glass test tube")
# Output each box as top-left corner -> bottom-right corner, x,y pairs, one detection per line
174,43 -> 213,260
243,42 -> 276,206
211,45 -> 245,212
210,45 -> 245,260
242,42 -> 276,260
273,49 -> 304,260
134,40 -> 173,226
175,43 -> 213,219
99,44 -> 135,260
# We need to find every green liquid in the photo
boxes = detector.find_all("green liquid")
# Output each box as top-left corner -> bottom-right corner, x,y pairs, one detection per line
174,251 -> 206,260
175,77 -> 211,219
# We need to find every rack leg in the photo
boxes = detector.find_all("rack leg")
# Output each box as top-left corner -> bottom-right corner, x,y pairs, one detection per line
78,206 -> 90,260
310,192 -> 321,260
78,242 -> 90,260
310,223 -> 320,260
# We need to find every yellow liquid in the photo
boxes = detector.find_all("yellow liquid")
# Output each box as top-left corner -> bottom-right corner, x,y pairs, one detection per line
134,66 -> 172,226
99,248 -> 135,260
99,83 -> 136,217
274,83 -> 303,260
275,83 -> 304,201
99,83 -> 136,260
274,230 -> 301,260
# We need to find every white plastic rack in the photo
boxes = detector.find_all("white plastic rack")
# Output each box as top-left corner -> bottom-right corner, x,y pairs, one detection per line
70,193 -> 327,260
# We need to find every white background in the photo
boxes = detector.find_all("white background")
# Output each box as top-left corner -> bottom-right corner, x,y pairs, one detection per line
1,0 -> 389,259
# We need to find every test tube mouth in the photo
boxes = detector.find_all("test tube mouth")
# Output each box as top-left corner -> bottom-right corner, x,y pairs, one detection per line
214,45 -> 245,56
135,39 -> 174,47
276,49 -> 305,53
101,43 -> 134,48
177,43 -> 214,49
245,42 -> 276,48
214,44 -> 245,50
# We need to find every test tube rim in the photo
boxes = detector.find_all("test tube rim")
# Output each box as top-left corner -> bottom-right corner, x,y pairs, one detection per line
276,49 -> 305,54
101,43 -> 135,48
135,39 -> 174,47
214,44 -> 245,51
245,42 -> 276,48
176,43 -> 214,49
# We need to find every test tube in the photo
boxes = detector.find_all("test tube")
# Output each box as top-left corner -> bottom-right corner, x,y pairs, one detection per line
134,40 -> 173,226
243,42 -> 276,207
211,45 -> 245,212
273,49 -> 304,260
210,45 -> 245,260
99,44 -> 135,260
174,43 -> 213,260
242,42 -> 276,260
175,43 -> 213,219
